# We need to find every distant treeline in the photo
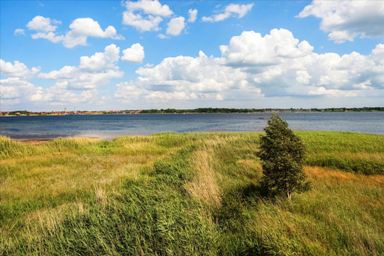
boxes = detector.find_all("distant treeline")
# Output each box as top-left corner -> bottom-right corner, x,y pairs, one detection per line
1,107 -> 383,116
138,107 -> 384,114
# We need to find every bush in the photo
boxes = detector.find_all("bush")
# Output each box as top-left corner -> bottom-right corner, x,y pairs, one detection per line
258,114 -> 309,199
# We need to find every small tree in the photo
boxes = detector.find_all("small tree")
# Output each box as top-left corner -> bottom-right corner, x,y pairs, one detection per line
258,114 -> 308,199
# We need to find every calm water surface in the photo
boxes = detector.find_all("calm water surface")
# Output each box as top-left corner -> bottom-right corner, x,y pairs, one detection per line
0,112 -> 383,139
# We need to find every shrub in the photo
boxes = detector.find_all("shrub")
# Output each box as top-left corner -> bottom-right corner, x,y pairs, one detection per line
258,114 -> 309,199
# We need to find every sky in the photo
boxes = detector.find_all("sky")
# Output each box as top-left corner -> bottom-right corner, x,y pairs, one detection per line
0,0 -> 383,111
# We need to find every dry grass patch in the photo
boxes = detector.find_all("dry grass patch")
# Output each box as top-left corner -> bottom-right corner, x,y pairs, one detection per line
186,149 -> 221,208
306,166 -> 384,185
24,202 -> 87,232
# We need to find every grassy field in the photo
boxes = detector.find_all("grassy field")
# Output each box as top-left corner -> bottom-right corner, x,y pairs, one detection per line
1,132 -> 384,255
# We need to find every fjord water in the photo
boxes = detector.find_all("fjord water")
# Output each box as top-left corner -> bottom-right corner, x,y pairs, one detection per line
1,112 -> 383,139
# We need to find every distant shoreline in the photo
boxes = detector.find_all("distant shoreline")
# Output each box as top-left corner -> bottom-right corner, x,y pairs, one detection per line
1,107 -> 383,117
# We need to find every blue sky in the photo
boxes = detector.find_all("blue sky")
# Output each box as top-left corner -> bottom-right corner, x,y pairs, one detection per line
1,0 -> 383,111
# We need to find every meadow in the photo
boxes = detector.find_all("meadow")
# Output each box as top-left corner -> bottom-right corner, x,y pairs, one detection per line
1,131 -> 384,255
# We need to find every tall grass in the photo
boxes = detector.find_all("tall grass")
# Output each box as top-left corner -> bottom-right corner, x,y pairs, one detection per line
300,132 -> 384,174
1,132 -> 383,255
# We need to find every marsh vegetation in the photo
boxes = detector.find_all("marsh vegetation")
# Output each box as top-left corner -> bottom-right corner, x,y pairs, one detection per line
1,131 -> 384,255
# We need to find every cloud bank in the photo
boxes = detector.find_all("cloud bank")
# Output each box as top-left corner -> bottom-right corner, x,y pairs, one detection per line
3,29 -> 383,109
116,29 -> 384,105
1,43 -> 144,108
298,0 -> 384,43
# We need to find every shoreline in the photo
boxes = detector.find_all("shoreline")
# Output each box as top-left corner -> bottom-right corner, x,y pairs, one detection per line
1,134 -> 108,142
3,130 -> 384,143
14,136 -> 105,143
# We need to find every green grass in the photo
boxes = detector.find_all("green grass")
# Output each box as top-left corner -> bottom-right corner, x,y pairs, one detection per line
300,132 -> 384,174
1,132 -> 383,255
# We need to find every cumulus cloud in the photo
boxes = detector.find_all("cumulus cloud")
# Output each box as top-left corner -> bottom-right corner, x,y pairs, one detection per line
32,32 -> 63,43
202,3 -> 253,23
122,0 -> 173,32
0,58 -> 101,107
126,0 -> 173,17
39,44 -> 123,89
122,1 -> 193,38
116,28 -> 384,103
0,77 -> 42,104
26,16 -> 65,43
4,44 -> 125,106
188,9 -> 198,23
134,51 -> 247,92
62,18 -> 123,48
27,83 -> 98,104
25,16 -> 122,48
298,0 -> 384,43
122,43 -> 145,63
220,29 -> 313,66
0,60 -> 43,104
219,29 -> 384,96
115,50 -> 258,102
79,44 -> 121,71
27,16 -> 60,32
166,16 -> 185,36
0,59 -> 40,78
0,42 -> 147,109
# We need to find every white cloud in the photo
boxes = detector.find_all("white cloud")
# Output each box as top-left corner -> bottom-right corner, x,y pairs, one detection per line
1,42 -> 148,109
14,28 -> 25,36
27,16 -> 60,32
188,9 -> 198,23
116,28 -> 384,103
219,29 -> 384,96
298,0 -> 384,43
122,1 -> 192,37
80,44 -> 121,70
308,87 -> 358,97
4,45 -> 124,106
26,16 -> 64,43
166,16 -> 185,36
0,59 -> 40,78
116,50 -> 256,102
202,3 -> 253,23
123,12 -> 163,32
126,0 -> 172,17
27,83 -> 97,104
62,18 -> 123,48
31,32 -> 63,43
122,43 -> 145,63
25,16 -> 122,48
0,77 -> 37,100
122,0 -> 173,32
296,70 -> 311,85
0,62 -> 97,106
133,50 -> 244,93
220,29 -> 313,66
0,60 -> 43,104
40,44 -> 123,89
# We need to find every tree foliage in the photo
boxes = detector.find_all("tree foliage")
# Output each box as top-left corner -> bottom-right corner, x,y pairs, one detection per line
258,114 -> 309,198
